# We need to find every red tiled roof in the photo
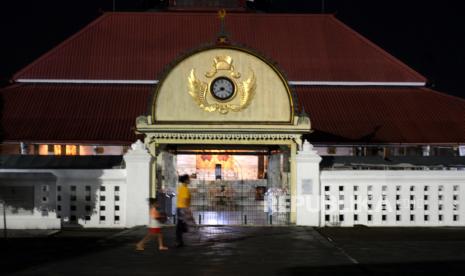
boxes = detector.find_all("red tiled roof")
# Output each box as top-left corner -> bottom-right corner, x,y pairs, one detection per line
298,87 -> 465,144
0,84 -> 152,144
13,12 -> 425,83
2,84 -> 464,144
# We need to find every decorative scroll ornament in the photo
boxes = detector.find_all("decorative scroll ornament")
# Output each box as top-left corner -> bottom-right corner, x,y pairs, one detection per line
188,56 -> 256,114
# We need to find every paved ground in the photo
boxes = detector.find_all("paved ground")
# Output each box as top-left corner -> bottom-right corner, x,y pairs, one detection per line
2,226 -> 465,275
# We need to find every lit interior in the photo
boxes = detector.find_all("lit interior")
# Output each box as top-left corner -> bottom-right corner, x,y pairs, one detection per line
177,153 -> 260,180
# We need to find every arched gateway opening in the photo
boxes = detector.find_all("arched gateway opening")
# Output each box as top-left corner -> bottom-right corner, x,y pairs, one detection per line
136,46 -> 311,225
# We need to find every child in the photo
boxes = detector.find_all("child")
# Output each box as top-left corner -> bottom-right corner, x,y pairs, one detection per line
136,198 -> 168,251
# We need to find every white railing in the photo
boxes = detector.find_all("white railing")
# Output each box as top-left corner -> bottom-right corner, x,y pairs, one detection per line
0,169 -> 127,229
320,171 -> 465,227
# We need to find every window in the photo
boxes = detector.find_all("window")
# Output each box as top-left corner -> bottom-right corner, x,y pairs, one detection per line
100,206 -> 106,211
100,186 -> 106,192
424,205 -> 429,211
339,204 -> 344,210
70,205 -> 76,211
439,215 -> 443,221
368,204 -> 372,210
368,186 -> 373,192
396,204 -> 400,211
41,185 -> 49,192
354,195 -> 358,200
85,205 -> 92,212
439,195 -> 443,201
354,204 -> 358,210
438,185 -> 444,192
382,215 -> 387,221
85,216 -> 91,221
114,216 -> 120,221
382,204 -> 387,211
410,186 -> 415,192
353,186 -> 359,192
454,195 -> 459,201
100,196 -> 106,201
424,215 -> 429,221
325,205 -> 330,210
325,215 -> 330,221
100,216 -> 106,221
424,186 -> 429,191
324,186 -> 330,192
410,204 -> 415,210
454,215 -> 459,221
85,186 -> 91,191
339,215 -> 344,222
57,195 -> 61,202
65,145 -> 78,155
424,195 -> 429,201
368,214 -> 372,221
339,195 -> 344,200
115,205 -> 120,211
70,186 -> 76,192
396,185 -> 401,191
327,147 -> 337,155
382,186 -> 387,192
114,186 -> 120,192
85,196 -> 91,201
57,205 -> 61,211
410,215 -> 415,221
396,195 -> 400,200
454,185 -> 459,192
70,195 -> 77,201
339,186 -> 344,192
396,215 -> 401,221
70,215 -> 77,222
57,185 -> 61,192
354,214 -> 359,221
410,195 -> 415,200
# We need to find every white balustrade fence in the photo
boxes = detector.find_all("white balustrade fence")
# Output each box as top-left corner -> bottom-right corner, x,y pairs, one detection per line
320,170 -> 465,227
0,169 -> 127,229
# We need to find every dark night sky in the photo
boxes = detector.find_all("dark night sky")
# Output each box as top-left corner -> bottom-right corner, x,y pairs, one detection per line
1,0 -> 464,99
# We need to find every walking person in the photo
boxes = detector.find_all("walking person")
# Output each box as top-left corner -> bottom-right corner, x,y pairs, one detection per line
176,174 -> 192,247
136,198 -> 168,251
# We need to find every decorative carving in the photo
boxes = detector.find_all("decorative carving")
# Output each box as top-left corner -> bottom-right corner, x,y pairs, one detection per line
149,132 -> 300,143
188,56 -> 256,114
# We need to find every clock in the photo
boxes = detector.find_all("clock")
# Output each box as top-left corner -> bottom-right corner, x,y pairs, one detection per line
210,77 -> 235,101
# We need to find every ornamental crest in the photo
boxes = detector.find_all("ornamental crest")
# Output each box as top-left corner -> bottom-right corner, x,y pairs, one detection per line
188,56 -> 256,114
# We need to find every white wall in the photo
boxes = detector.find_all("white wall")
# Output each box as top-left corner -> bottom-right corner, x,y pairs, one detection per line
321,170 -> 465,227
0,169 -> 126,229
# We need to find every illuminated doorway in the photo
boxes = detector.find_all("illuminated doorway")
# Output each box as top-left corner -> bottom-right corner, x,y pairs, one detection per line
160,146 -> 291,225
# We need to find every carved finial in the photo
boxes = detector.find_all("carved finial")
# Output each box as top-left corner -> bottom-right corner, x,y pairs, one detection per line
217,9 -> 230,45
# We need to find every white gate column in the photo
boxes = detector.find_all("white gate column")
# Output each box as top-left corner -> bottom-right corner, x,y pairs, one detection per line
296,140 -> 322,226
123,140 -> 152,227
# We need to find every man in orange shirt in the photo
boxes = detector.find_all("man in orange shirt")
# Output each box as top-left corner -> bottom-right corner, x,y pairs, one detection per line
176,174 -> 191,247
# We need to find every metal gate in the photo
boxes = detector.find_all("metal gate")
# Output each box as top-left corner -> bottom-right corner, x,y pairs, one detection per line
158,148 -> 292,226
189,179 -> 290,225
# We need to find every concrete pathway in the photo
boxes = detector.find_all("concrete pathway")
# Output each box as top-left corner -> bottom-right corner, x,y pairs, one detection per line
2,226 -> 465,275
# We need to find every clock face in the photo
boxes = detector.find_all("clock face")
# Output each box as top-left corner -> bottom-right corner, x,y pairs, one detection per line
210,77 -> 235,100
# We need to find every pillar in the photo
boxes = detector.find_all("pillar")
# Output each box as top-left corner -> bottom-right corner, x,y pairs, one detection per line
123,140 -> 152,227
295,140 -> 322,226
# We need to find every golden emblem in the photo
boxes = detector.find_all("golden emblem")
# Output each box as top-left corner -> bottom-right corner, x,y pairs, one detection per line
188,56 -> 256,114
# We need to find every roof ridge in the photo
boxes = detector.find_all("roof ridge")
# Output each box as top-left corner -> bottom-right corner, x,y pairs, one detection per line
105,11 -> 333,17
327,16 -> 427,83
12,13 -> 111,81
